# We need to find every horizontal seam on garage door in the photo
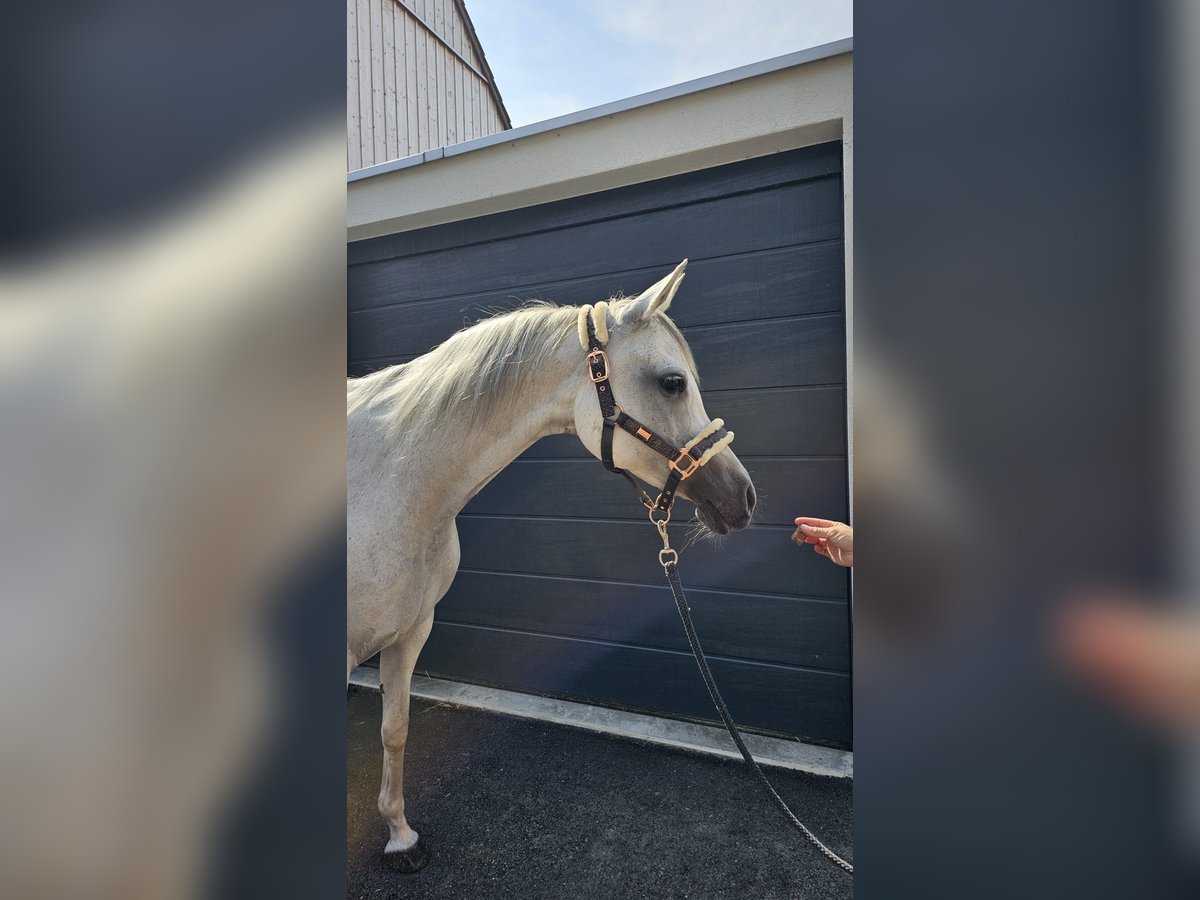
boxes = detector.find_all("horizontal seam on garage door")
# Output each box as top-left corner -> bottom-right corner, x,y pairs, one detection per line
349,351 -> 848,387
347,238 -> 845,316
451,568 -> 846,603
679,310 -> 843,333
429,620 -> 852,678
348,173 -> 843,265
428,621 -> 848,675
460,514 -> 822,528
457,512 -> 797,530
453,566 -> 849,605
702,383 -> 845,396
508,454 -> 845,462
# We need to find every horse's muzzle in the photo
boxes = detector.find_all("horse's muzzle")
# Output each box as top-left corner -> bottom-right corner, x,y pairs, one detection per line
690,467 -> 755,534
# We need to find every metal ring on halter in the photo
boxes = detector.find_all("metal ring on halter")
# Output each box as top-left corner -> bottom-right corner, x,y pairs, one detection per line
668,448 -> 701,479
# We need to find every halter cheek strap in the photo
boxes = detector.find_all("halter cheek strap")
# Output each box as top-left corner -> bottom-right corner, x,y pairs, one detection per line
580,305 -> 734,517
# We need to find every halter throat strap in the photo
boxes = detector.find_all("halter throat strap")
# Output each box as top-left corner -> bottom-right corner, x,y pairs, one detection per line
583,308 -> 733,514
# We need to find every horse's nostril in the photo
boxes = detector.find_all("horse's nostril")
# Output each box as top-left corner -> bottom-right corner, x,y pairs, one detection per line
746,484 -> 757,514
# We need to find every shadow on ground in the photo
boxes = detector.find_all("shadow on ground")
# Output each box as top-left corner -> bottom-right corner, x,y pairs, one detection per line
347,687 -> 852,899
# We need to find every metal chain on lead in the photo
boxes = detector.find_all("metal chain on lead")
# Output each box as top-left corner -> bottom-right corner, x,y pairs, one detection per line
657,527 -> 854,875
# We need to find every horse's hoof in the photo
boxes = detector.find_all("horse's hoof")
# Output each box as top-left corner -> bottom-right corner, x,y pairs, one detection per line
383,839 -> 430,873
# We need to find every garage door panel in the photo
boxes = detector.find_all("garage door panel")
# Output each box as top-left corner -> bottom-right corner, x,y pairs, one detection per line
348,176 -> 843,311
417,622 -> 852,745
683,314 -> 846,390
349,143 -> 850,745
348,243 -> 845,361
438,571 -> 850,671
664,242 -> 845,328
463,458 -> 847,527
349,142 -> 843,265
455,516 -> 849,599
520,386 -> 847,459
347,357 -> 410,377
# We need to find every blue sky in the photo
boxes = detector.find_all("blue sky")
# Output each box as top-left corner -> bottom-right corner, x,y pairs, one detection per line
466,0 -> 852,127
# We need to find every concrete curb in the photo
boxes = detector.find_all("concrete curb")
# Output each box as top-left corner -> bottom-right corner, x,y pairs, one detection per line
350,667 -> 852,779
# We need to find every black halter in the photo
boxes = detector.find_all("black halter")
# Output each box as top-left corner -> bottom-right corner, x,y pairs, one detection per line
583,308 -> 732,523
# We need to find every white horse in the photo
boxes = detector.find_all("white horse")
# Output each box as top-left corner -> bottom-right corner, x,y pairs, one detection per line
347,260 -> 756,871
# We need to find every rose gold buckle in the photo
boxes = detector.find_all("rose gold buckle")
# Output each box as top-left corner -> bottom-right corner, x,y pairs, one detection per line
669,449 -> 700,479
586,349 -> 609,382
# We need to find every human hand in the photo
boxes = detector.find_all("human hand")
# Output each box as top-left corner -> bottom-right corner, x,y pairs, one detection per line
792,517 -> 853,567
1060,597 -> 1200,733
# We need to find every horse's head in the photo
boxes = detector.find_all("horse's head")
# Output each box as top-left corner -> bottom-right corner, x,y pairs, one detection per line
573,260 -> 756,534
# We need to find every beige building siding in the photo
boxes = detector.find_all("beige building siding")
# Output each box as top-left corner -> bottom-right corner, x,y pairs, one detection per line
348,0 -> 509,171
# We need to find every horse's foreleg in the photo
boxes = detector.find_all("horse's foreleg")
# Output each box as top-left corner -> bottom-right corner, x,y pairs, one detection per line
377,613 -> 435,872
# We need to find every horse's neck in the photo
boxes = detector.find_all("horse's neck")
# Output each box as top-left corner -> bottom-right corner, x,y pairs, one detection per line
410,341 -> 578,520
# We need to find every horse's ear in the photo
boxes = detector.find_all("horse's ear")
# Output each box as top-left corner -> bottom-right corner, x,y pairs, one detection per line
615,259 -> 688,326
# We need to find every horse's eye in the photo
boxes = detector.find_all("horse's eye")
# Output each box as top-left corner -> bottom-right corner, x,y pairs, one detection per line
660,374 -> 687,395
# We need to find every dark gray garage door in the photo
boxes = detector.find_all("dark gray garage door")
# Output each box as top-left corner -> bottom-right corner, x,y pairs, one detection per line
348,142 -> 850,747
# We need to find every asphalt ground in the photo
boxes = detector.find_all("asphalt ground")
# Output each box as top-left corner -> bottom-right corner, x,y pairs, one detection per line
347,687 -> 853,899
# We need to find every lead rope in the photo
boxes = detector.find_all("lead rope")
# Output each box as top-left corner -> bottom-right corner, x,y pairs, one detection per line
658,531 -> 854,874
580,303 -> 852,873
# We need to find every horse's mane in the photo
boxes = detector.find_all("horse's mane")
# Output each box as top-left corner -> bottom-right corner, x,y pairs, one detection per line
347,301 -> 577,436
347,298 -> 697,438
